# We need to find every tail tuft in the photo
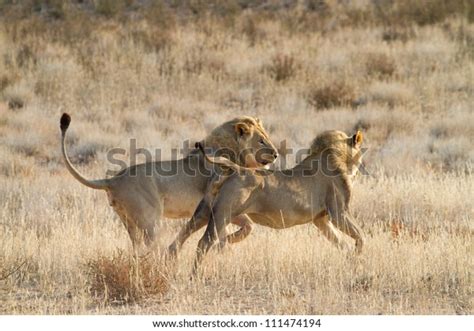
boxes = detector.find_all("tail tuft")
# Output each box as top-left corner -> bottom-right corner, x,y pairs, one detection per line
60,113 -> 71,133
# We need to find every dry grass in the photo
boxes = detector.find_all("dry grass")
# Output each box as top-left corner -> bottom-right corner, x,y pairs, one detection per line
306,79 -> 356,109
365,53 -> 397,78
267,54 -> 299,82
85,250 -> 169,304
0,1 -> 472,314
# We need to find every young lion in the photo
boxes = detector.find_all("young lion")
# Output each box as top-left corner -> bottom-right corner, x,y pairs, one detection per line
60,114 -> 278,253
191,130 -> 365,274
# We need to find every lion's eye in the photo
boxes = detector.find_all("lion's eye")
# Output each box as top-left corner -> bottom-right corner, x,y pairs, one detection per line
259,139 -> 265,146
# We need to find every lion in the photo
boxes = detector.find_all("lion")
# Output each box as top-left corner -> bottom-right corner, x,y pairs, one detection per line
186,130 -> 365,274
59,113 -> 278,253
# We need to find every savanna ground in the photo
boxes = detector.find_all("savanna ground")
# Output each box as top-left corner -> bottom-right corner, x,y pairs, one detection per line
0,0 -> 473,314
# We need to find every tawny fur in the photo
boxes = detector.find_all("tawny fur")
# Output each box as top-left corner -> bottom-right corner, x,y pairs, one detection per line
187,130 -> 365,275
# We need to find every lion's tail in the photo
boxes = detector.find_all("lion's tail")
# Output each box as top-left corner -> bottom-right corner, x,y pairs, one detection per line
195,142 -> 248,172
60,113 -> 109,190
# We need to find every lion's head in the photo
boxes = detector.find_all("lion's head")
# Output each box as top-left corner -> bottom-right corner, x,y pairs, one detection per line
309,130 -> 364,176
200,116 -> 278,167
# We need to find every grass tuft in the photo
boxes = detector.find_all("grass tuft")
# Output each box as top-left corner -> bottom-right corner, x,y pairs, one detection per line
267,54 -> 299,82
85,250 -> 169,304
307,80 -> 356,109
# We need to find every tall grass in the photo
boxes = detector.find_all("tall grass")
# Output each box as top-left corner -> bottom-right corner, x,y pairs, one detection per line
0,1 -> 472,314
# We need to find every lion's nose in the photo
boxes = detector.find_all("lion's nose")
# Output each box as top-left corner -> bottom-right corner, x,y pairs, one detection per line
272,151 -> 278,159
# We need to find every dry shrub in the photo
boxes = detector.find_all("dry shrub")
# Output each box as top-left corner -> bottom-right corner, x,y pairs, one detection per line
144,1 -> 176,28
240,14 -> 265,46
132,4 -> 175,53
0,254 -> 38,286
34,63 -> 70,100
68,143 -> 100,165
85,250 -> 169,304
307,80 -> 356,109
34,0 -> 67,20
0,73 -> 19,93
183,51 -> 226,80
426,137 -> 473,172
16,44 -> 38,68
365,82 -> 414,107
94,0 -> 126,18
348,274 -> 374,292
352,108 -> 416,145
184,0 -> 241,17
0,257 -> 27,282
280,0 -> 471,31
0,76 -> 11,92
2,84 -> 30,110
7,96 -> 24,110
382,26 -> 415,43
0,148 -> 39,179
429,110 -> 474,139
355,0 -> 474,27
3,0 -> 66,20
389,0 -> 473,26
267,54 -> 299,82
1,0 -> 472,35
365,53 -> 397,78
128,26 -> 173,53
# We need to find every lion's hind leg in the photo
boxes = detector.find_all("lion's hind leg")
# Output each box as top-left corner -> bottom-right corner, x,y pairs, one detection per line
110,191 -> 162,256
113,205 -> 147,254
227,214 -> 253,244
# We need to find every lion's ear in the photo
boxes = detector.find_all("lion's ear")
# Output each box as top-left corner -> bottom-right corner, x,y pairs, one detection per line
235,122 -> 251,137
352,131 -> 363,147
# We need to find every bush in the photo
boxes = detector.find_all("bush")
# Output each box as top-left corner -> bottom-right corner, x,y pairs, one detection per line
402,0 -> 472,25
86,250 -> 169,304
2,84 -> 30,110
307,80 -> 356,109
365,82 -> 414,107
382,26 -> 415,43
267,54 -> 298,82
365,53 -> 397,78
94,0 -> 126,18
240,14 -> 265,46
0,73 -> 18,92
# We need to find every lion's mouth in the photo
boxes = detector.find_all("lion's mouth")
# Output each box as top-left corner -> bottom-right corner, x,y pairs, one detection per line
246,153 -> 277,168
260,153 -> 278,166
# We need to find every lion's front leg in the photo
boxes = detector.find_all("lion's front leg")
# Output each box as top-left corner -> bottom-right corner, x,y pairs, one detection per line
313,213 -> 350,250
324,183 -> 365,253
327,200 -> 364,253
192,216 -> 223,278
192,180 -> 256,277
